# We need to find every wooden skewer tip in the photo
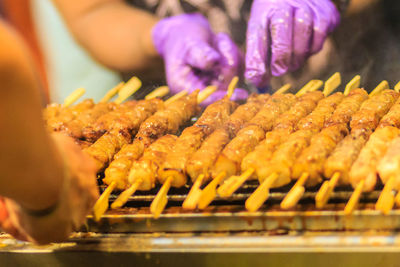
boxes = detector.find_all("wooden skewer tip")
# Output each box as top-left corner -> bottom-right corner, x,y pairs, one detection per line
227,76 -> 239,99
344,180 -> 365,215
150,177 -> 173,218
93,181 -> 117,221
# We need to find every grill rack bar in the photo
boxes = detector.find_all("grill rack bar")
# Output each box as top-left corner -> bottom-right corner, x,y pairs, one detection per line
101,181 -> 384,205
86,203 -> 400,233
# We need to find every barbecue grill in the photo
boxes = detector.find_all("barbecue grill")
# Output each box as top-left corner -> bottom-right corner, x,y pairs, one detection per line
3,78 -> 400,267
1,182 -> 400,267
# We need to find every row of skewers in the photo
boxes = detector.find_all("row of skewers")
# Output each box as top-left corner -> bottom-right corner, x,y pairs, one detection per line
44,74 -> 400,221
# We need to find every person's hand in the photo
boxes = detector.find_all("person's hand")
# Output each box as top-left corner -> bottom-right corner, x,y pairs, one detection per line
1,133 -> 98,244
245,0 -> 340,88
0,197 -> 28,241
152,13 -> 247,104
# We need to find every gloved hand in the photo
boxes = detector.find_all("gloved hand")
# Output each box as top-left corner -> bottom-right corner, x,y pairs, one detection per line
152,13 -> 247,103
0,133 -> 98,244
245,0 -> 340,88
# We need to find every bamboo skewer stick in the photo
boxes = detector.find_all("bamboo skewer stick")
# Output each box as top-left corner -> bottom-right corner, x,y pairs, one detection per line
92,86 -> 196,220
344,180 -> 365,215
165,90 -> 188,105
93,181 -> 116,221
343,75 -> 361,96
198,172 -> 226,210
395,190 -> 400,207
182,174 -> 205,210
275,83 -> 292,94
245,173 -> 278,212
114,76 -> 142,104
150,177 -> 172,218
369,80 -> 389,97
227,76 -> 239,99
217,168 -> 255,197
100,82 -> 125,103
296,80 -> 323,97
63,88 -> 86,107
395,83 -> 400,93
280,173 -> 309,210
376,176 -> 395,214
145,86 -> 170,100
315,172 -> 340,208
323,72 -> 341,97
110,179 -> 142,209
395,81 -> 400,92
198,85 -> 218,103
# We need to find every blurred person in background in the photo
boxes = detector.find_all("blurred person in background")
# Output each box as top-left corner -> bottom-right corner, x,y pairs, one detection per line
52,0 -> 339,101
46,0 -> 400,100
0,18 -> 99,244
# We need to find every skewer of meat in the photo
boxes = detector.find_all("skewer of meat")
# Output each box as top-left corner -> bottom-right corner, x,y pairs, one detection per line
111,134 -> 178,209
240,74 -> 344,211
317,84 -> 397,209
65,77 -> 144,139
44,78 -> 123,127
44,87 -> 89,130
46,99 -> 95,132
217,75 -> 339,200
83,98 -> 165,170
196,82 -> 323,209
196,86 -> 303,210
81,100 -> 137,142
282,88 -> 370,209
314,86 -> 395,210
186,93 -> 271,182
215,81 -> 325,199
44,77 -> 141,133
318,87 -> 399,212
150,94 -> 238,217
183,90 -> 287,210
114,93 -> 247,209
210,86 -> 304,183
222,90 -> 324,195
302,88 -> 367,208
102,86 -> 216,189
212,93 -> 299,197
59,102 -> 117,139
111,79 -> 245,210
93,88 -> 215,221
374,88 -> 400,213
93,90 -> 197,220
82,86 -> 170,142
345,96 -> 400,214
375,136 -> 400,214
345,126 -> 400,214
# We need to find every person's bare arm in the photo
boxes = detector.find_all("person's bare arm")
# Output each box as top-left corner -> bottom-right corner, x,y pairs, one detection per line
0,21 -> 64,211
53,0 -> 161,72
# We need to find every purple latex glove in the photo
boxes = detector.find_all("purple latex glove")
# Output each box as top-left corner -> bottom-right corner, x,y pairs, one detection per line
152,14 -> 243,101
245,0 -> 340,87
